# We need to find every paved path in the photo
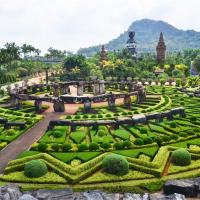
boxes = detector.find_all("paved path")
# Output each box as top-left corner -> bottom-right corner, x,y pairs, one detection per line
0,109 -> 67,174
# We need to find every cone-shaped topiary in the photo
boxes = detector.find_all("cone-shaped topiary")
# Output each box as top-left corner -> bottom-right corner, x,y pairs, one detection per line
102,154 -> 129,175
171,148 -> 191,166
24,159 -> 48,178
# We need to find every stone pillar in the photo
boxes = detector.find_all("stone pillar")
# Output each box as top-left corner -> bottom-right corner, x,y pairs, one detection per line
99,80 -> 105,94
16,99 -> 23,110
84,99 -> 92,113
53,99 -> 65,112
124,95 -> 131,108
108,94 -> 116,110
93,82 -> 100,96
77,81 -> 84,96
34,99 -> 42,111
53,85 -> 59,97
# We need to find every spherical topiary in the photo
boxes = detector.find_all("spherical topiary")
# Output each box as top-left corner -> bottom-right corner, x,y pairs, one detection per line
179,132 -> 187,137
102,154 -> 129,175
38,143 -> 48,152
170,122 -> 177,128
134,138 -> 144,145
78,143 -> 88,151
190,116 -> 197,122
114,142 -> 124,150
170,134 -> 178,140
171,148 -> 191,166
51,143 -> 60,151
123,140 -> 132,148
7,129 -> 15,136
140,128 -> 148,134
53,131 -> 63,138
162,135 -> 171,142
101,142 -> 111,150
143,137 -> 153,144
62,143 -> 72,152
154,137 -> 163,146
97,130 -> 106,137
89,142 -> 99,151
24,160 -> 48,178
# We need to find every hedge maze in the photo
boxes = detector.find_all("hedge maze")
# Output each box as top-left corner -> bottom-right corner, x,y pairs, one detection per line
0,85 -> 200,192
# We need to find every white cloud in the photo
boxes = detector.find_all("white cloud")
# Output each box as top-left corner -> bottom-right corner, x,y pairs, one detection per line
0,0 -> 199,53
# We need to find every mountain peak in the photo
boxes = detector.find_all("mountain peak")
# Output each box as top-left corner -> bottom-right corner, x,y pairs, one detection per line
78,19 -> 200,56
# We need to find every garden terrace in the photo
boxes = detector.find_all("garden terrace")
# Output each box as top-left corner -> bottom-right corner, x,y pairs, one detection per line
0,85 -> 199,193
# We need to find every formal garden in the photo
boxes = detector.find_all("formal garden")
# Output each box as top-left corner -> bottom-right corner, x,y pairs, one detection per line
0,82 -> 199,194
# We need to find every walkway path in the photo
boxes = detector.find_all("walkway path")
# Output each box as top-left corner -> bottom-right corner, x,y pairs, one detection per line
0,107 -> 71,174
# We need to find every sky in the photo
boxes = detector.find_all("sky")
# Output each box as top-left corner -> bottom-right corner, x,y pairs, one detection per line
0,0 -> 200,53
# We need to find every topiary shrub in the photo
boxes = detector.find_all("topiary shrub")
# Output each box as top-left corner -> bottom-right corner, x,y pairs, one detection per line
100,142 -> 111,150
114,142 -> 124,150
170,134 -> 178,140
78,143 -> 88,151
7,129 -> 15,136
154,137 -> 163,146
140,128 -> 148,134
162,135 -> 171,142
190,116 -> 197,122
134,138 -> 144,145
62,143 -> 72,152
24,159 -> 48,178
89,142 -> 99,151
171,148 -> 191,166
186,130 -> 194,136
53,132 -> 63,138
38,143 -> 48,152
179,132 -> 187,137
97,130 -> 106,137
51,143 -> 60,151
170,122 -> 177,128
123,140 -> 132,148
143,137 -> 153,144
102,154 -> 129,175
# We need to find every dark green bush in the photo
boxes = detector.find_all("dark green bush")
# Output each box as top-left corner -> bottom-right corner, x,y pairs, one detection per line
143,137 -> 153,144
53,132 -> 63,138
134,110 -> 139,114
66,115 -> 72,119
7,129 -> 15,136
170,134 -> 178,140
180,102 -> 185,106
114,142 -> 124,150
102,154 -> 129,175
179,132 -> 187,137
134,138 -> 144,145
51,143 -> 59,151
190,116 -> 197,122
62,143 -> 72,152
170,122 -> 177,128
105,114 -> 112,117
171,148 -> 191,166
123,140 -> 132,148
186,130 -> 194,136
101,142 -> 111,150
89,142 -> 99,151
140,128 -> 148,134
154,137 -> 163,146
162,135 -> 171,142
24,159 -> 48,178
74,115 -> 81,119
78,143 -> 88,151
38,143 -> 48,152
97,130 -> 106,137
24,114 -> 30,117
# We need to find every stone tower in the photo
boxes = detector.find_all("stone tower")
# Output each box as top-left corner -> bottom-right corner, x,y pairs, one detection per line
156,32 -> 166,64
100,45 -> 108,62
126,31 -> 137,59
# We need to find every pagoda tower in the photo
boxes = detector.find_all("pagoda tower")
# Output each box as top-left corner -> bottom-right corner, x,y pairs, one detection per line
100,45 -> 108,62
156,32 -> 166,64
126,31 -> 137,59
